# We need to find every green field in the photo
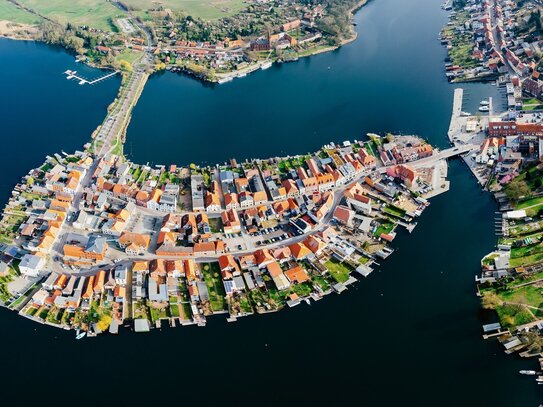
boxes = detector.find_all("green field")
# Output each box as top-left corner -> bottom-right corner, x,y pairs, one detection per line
0,0 -> 41,25
522,97 -> 543,111
516,196 -> 543,210
121,0 -> 248,20
114,48 -> 142,65
18,0 -> 121,31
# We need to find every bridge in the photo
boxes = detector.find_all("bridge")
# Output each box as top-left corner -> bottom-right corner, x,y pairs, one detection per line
64,69 -> 119,85
378,144 -> 478,173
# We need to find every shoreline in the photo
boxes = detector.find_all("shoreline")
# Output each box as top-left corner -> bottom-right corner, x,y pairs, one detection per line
213,0 -> 369,83
1,134 -> 453,335
0,0 -> 371,86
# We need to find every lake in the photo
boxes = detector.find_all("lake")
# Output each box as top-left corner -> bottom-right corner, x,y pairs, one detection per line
0,0 -> 541,405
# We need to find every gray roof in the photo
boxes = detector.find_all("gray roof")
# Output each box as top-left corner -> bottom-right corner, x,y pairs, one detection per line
86,236 -> 107,254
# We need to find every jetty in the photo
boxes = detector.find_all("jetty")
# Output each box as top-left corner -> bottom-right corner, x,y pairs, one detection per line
64,69 -> 120,85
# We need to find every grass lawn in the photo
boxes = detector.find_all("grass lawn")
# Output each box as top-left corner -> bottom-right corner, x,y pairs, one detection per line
523,104 -> 543,111
202,262 -> 227,311
523,97 -> 543,105
0,0 -> 42,24
510,243 -> 543,267
209,217 -> 223,233
114,48 -> 143,66
516,196 -> 543,210
181,302 -> 192,320
311,274 -> 330,291
18,0 -> 121,31
26,307 -> 37,316
290,282 -> 313,297
109,136 -> 124,156
238,294 -> 253,314
449,41 -> 477,68
121,0 -> 248,20
496,304 -> 535,327
170,304 -> 180,317
373,221 -> 395,237
325,258 -> 352,283
38,307 -> 49,320
509,252 -> 543,268
498,285 -> 543,310
383,205 -> 406,218
149,306 -> 168,322
522,97 -> 543,110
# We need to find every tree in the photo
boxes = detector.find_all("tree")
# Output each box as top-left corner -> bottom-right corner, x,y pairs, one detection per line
504,177 -> 531,201
119,60 -> 133,72
96,314 -> 112,331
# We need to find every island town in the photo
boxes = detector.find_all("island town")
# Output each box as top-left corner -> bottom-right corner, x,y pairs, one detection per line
0,124 -> 462,336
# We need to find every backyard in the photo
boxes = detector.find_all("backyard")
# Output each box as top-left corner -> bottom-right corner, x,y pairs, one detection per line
325,258 -> 352,283
202,262 -> 227,311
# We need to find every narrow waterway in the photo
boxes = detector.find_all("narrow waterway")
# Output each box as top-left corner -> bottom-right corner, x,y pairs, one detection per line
0,0 -> 541,405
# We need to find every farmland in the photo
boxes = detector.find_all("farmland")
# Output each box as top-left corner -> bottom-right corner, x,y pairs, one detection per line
121,0 -> 248,20
17,0 -> 121,31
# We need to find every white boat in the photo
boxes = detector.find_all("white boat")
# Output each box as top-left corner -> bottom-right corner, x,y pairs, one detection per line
75,331 -> 86,340
237,73 -> 247,78
261,61 -> 272,70
478,106 -> 490,112
519,370 -> 537,375
460,111 -> 471,116
480,99 -> 490,106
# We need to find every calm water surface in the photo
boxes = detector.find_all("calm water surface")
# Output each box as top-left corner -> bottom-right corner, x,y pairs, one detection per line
0,38 -> 120,200
0,0 -> 541,405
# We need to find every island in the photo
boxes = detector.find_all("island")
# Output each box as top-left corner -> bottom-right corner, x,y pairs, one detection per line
0,46 -> 473,335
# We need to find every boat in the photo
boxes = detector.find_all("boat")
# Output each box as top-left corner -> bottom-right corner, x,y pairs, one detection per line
75,330 -> 86,340
460,111 -> 471,116
519,370 -> 537,375
478,106 -> 490,112
237,73 -> 247,78
261,61 -> 272,70
480,99 -> 490,106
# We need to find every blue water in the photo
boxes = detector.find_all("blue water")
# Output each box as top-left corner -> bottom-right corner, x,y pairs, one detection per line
0,0 -> 541,405
0,38 -> 120,200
